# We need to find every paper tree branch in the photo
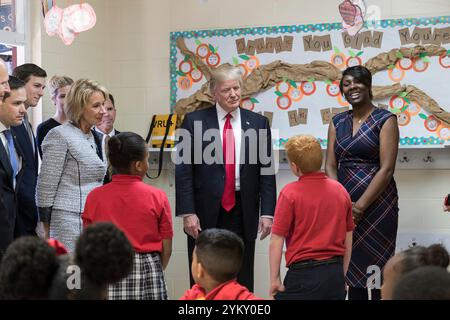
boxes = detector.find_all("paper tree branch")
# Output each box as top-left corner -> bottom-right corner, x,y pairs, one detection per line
364,45 -> 447,74
173,38 -> 450,126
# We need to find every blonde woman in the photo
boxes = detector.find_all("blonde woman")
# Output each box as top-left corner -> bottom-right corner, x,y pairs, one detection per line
36,75 -> 74,157
36,79 -> 107,252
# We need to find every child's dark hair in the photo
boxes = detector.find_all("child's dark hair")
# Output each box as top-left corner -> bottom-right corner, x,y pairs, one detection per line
195,228 -> 244,283
392,266 -> 450,300
75,222 -> 134,287
340,65 -> 373,99
400,243 -> 449,274
107,132 -> 147,174
0,236 -> 58,299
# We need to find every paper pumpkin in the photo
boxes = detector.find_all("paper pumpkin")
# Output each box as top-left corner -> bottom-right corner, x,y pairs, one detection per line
68,3 -> 97,33
44,5 -> 63,36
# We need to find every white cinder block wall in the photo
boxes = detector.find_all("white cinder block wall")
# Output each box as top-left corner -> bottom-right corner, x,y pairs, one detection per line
36,0 -> 450,299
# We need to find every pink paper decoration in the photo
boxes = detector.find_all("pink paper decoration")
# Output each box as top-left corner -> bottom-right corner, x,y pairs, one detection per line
58,6 -> 78,46
44,5 -> 63,36
69,3 -> 97,33
43,1 -> 97,46
339,0 -> 366,36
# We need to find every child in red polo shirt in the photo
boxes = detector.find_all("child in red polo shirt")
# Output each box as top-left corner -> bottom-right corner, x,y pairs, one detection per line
82,132 -> 173,300
180,229 -> 261,300
269,135 -> 354,300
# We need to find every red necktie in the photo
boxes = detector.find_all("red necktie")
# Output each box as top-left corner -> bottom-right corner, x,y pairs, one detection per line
221,113 -> 236,211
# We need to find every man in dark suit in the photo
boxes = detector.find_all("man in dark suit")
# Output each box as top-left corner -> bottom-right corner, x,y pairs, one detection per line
93,93 -> 120,183
0,72 -> 27,258
175,64 -> 277,291
12,64 -> 47,236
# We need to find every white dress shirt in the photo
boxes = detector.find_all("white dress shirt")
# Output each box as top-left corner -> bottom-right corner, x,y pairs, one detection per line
94,127 -> 116,161
216,104 -> 241,191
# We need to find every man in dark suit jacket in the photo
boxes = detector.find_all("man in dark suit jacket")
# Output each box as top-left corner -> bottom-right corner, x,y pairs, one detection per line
0,73 -> 27,258
175,65 -> 277,291
93,93 -> 120,184
12,64 -> 47,236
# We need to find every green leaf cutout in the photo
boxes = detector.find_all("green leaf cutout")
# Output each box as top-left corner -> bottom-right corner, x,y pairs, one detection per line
184,55 -> 190,62
399,91 -> 407,98
395,51 -> 404,59
208,44 -> 215,53
333,46 -> 341,54
250,98 -> 259,103
288,80 -> 298,89
239,55 -> 250,61
404,97 -> 411,104
447,49 -> 450,55
419,113 -> 428,120
176,71 -> 186,77
307,77 -> 315,83
195,39 -> 202,46
348,49 -> 356,57
391,108 -> 401,115
387,64 -> 395,69
401,105 -> 409,113
282,76 -> 288,82
419,53 -> 428,58
422,56 -> 431,63
325,79 -> 333,85
275,91 -> 284,97
232,57 -> 239,65
356,51 -> 364,57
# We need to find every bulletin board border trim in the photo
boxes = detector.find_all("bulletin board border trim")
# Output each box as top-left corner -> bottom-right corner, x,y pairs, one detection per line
170,16 -> 450,147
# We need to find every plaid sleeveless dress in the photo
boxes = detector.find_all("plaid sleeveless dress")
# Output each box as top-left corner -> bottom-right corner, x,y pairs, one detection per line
333,107 -> 399,288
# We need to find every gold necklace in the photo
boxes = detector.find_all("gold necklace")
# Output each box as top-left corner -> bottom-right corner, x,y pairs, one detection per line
354,107 -> 373,124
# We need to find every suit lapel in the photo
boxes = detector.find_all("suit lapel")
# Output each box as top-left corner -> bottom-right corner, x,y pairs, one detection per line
204,105 -> 220,131
12,131 -> 25,190
240,109 -> 251,170
204,106 -> 222,168
0,141 -> 13,180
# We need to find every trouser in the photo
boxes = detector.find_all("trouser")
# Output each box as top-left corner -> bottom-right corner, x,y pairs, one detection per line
275,256 -> 346,300
348,287 -> 381,300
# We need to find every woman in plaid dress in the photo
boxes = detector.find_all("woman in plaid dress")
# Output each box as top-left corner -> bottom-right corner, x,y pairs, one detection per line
82,132 -> 173,300
326,66 -> 399,300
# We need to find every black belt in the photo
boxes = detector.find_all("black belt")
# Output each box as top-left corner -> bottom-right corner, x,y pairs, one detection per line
289,256 -> 343,270
339,162 -> 379,168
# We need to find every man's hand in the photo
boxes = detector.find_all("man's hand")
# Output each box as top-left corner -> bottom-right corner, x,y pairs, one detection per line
183,214 -> 202,239
258,217 -> 273,240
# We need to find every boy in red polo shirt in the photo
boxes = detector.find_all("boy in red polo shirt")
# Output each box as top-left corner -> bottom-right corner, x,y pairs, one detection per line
269,135 -> 354,300
180,228 -> 261,300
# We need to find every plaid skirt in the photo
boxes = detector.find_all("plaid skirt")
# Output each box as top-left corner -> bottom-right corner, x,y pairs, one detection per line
108,252 -> 168,300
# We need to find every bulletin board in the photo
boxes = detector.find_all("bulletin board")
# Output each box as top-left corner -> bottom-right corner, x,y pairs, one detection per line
170,16 -> 450,148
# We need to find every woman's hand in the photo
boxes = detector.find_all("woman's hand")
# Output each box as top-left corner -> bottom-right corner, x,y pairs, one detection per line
352,203 -> 364,224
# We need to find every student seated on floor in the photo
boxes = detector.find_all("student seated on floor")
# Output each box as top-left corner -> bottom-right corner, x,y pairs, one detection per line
381,243 -> 449,300
392,266 -> 450,300
0,237 -> 59,299
180,228 -> 261,300
49,222 -> 134,300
